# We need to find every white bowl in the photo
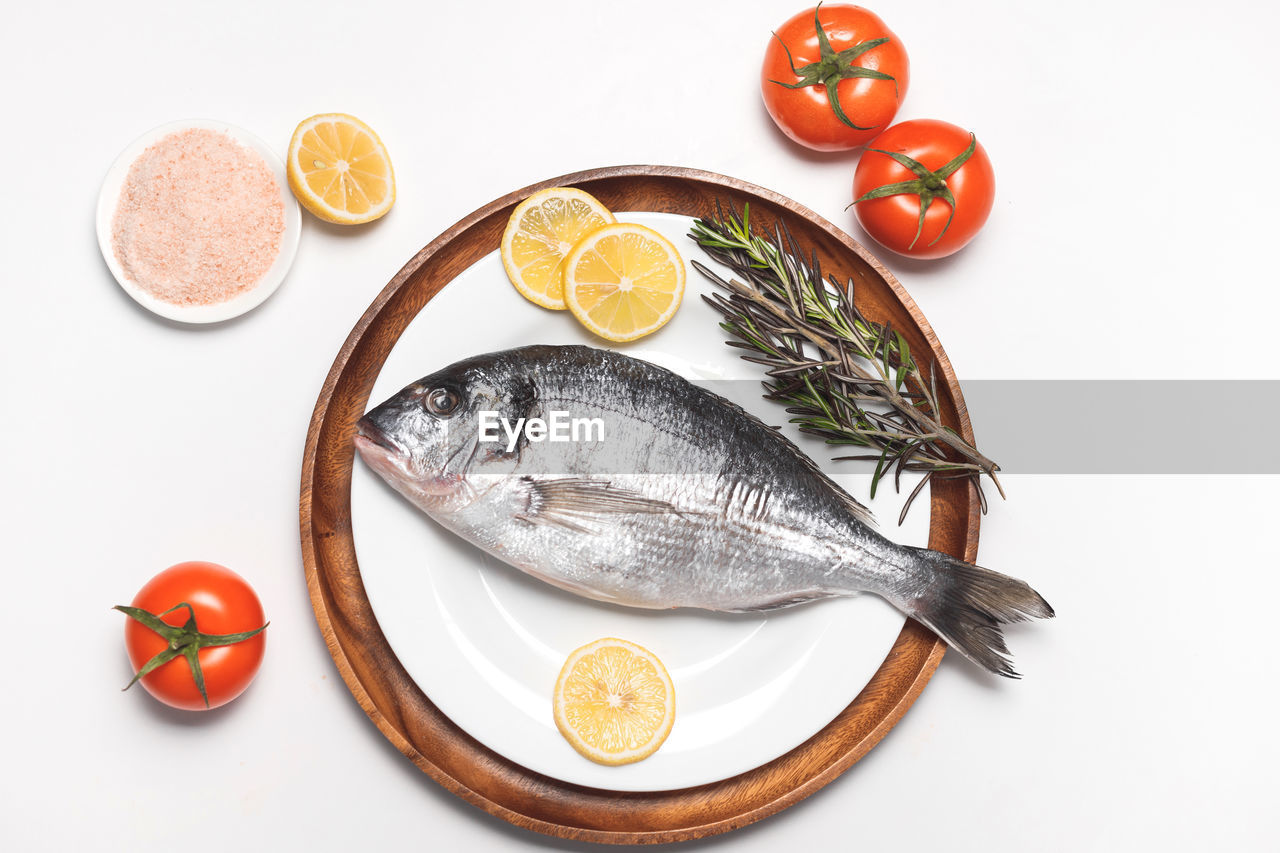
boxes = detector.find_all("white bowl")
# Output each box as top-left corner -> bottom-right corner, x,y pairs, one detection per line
96,119 -> 301,324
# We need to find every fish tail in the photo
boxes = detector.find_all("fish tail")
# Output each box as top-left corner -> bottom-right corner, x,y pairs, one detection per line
898,546 -> 1054,679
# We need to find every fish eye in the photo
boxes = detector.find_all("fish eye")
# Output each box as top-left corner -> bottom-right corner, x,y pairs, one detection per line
424,387 -> 462,417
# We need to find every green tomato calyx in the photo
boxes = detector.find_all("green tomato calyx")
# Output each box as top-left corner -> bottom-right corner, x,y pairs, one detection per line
116,602 -> 267,709
850,133 -> 978,249
769,3 -> 898,131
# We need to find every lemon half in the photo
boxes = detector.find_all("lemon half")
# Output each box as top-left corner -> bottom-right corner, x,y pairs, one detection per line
287,113 -> 395,225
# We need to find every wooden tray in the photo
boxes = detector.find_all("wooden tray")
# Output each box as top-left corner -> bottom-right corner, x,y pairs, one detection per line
300,165 -> 980,844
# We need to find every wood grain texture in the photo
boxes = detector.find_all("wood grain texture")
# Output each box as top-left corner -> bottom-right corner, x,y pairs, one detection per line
299,166 -> 980,844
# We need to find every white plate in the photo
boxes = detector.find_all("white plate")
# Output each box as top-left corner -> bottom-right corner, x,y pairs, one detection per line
350,211 -> 927,791
96,119 -> 301,324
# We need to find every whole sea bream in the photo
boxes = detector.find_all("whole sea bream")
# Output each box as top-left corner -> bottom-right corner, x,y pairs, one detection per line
355,345 -> 1052,677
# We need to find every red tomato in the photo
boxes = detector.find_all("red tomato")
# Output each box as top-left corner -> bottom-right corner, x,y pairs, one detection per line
121,561 -> 267,710
761,5 -> 909,151
851,119 -> 996,259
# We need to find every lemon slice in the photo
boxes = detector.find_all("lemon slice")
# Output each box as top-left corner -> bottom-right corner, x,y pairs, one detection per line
287,113 -> 395,224
563,223 -> 686,342
553,637 -> 675,766
501,187 -> 615,310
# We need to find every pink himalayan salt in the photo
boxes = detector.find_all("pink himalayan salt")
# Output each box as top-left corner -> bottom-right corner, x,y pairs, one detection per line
111,128 -> 285,306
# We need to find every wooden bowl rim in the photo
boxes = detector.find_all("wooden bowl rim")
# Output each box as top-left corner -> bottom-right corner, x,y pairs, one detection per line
300,164 -> 978,844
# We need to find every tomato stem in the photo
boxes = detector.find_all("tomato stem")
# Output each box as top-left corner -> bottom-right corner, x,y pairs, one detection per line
768,2 -> 898,131
115,603 -> 267,709
849,133 -> 978,249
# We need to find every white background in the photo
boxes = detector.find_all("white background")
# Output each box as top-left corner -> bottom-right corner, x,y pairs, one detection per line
2,0 -> 1276,849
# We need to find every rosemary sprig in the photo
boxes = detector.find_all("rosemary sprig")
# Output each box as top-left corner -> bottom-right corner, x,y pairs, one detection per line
689,202 -> 1003,523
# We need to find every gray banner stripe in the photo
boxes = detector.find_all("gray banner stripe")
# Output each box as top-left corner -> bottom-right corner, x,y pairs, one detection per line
438,380 -> 1280,476
685,379 -> 1280,476
956,380 -> 1280,475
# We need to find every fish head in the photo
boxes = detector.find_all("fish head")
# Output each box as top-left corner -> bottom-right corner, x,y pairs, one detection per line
354,354 -> 534,514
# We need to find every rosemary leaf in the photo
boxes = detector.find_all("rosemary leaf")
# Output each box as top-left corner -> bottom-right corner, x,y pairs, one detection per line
689,203 -> 1003,522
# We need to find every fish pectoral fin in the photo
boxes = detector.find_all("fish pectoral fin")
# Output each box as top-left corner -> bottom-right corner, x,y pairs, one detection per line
514,511 -> 595,534
519,477 -> 680,533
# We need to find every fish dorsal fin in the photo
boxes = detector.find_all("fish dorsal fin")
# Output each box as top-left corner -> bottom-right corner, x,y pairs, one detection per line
517,477 -> 679,533
792,453 -> 878,529
707,389 -> 879,530
836,490 -> 876,527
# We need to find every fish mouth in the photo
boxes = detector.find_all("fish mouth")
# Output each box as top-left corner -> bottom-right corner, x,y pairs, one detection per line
354,416 -> 403,459
354,413 -> 469,509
